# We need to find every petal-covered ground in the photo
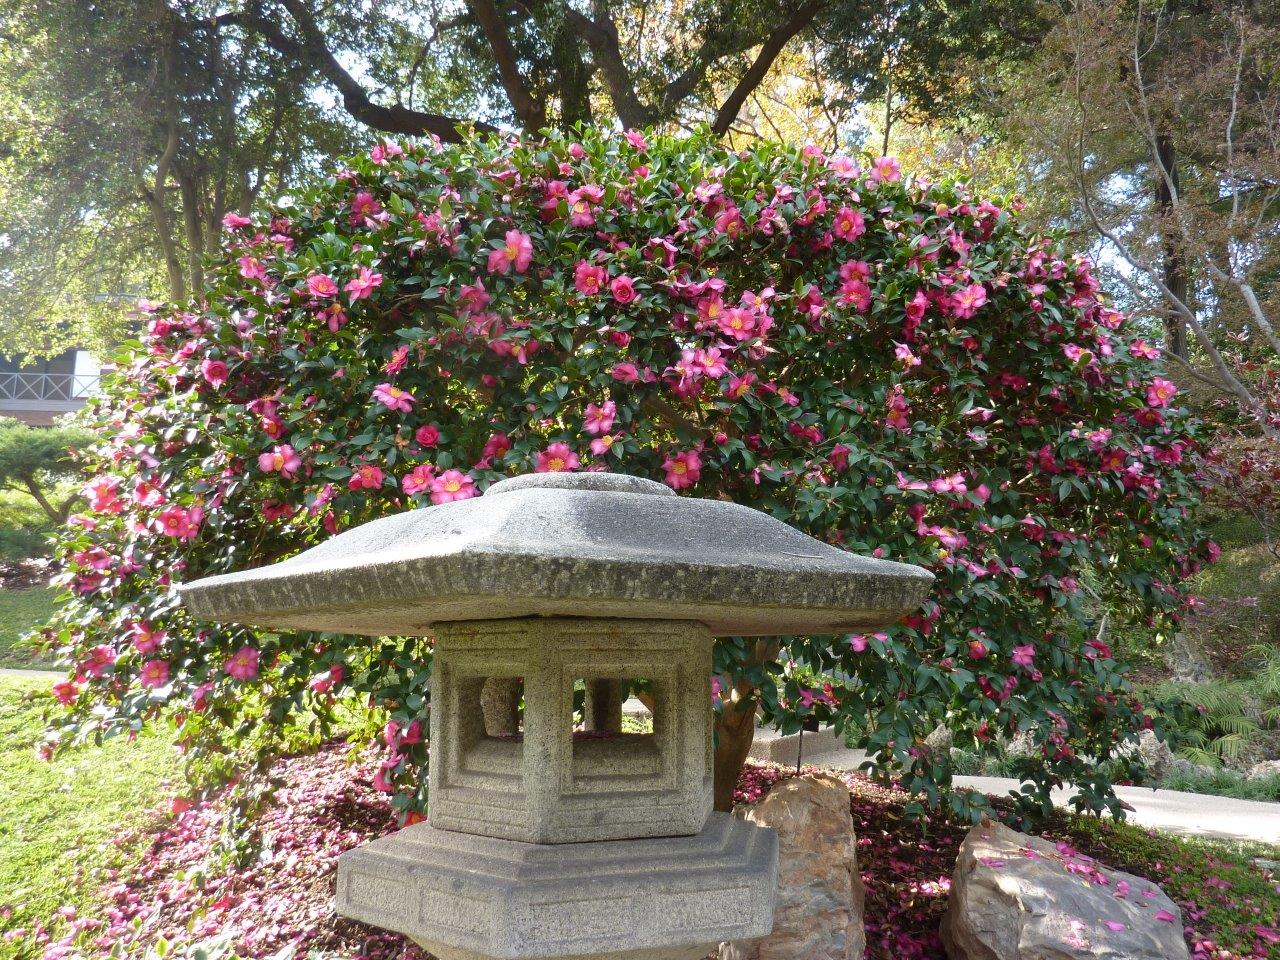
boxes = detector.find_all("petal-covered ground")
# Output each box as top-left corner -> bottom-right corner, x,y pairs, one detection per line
9,745 -> 1279,960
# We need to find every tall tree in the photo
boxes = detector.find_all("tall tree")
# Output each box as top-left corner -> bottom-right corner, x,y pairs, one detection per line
0,0 -> 357,357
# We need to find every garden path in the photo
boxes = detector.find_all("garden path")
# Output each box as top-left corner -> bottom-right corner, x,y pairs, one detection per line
0,667 -> 59,679
813,745 -> 1280,845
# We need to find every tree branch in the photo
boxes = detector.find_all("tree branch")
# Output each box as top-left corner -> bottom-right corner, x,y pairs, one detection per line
467,0 -> 546,130
223,2 -> 498,142
711,0 -> 827,135
562,6 -> 652,128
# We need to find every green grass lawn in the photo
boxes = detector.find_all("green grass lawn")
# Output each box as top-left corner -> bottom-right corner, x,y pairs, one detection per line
0,674 -> 180,956
0,587 -> 59,670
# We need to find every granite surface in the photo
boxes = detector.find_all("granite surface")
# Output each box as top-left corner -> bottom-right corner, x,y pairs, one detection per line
178,472 -> 933,637
336,811 -> 778,960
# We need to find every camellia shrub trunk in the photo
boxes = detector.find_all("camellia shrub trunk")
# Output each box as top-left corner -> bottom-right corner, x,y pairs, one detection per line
41,128 -> 1212,823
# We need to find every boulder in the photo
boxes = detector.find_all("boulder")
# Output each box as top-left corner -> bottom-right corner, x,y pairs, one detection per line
1137,730 -> 1175,779
719,773 -> 865,960
1005,731 -> 1038,760
1169,756 -> 1216,780
942,820 -> 1189,960
1162,631 -> 1213,683
1247,759 -> 1280,781
926,724 -> 955,753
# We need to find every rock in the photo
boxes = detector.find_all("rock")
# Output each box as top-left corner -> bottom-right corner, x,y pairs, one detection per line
720,773 -> 865,960
1163,631 -> 1213,683
1123,730 -> 1175,780
1247,759 -> 1280,781
1006,731 -> 1038,759
1169,756 -> 1216,779
926,724 -> 954,753
942,820 -> 1189,960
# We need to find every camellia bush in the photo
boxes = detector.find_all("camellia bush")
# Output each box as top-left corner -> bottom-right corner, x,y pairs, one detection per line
41,128 -> 1213,823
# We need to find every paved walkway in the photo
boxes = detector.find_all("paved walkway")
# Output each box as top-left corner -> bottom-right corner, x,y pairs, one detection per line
809,745 -> 1280,846
0,667 -> 60,680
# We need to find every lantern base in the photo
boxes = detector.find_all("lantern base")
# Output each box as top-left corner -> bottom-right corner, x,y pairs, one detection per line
336,813 -> 777,960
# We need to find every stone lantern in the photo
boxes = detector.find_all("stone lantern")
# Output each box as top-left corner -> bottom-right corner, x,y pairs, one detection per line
179,472 -> 932,960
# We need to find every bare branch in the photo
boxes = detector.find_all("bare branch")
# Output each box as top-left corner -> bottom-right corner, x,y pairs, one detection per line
466,0 -> 546,130
1067,0 -> 1275,435
562,6 -> 652,128
222,2 -> 498,142
711,0 -> 827,136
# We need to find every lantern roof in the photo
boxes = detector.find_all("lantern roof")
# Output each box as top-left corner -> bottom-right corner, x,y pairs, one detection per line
178,472 -> 933,637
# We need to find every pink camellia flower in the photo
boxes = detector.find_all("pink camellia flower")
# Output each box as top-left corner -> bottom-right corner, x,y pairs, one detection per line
952,282 -> 988,319
130,622 -> 166,655
222,212 -> 252,230
535,442 -> 580,473
719,307 -> 758,341
83,645 -> 116,678
430,469 -> 478,504
157,504 -> 202,541
1130,339 -> 1159,360
200,358 -> 229,388
52,680 -> 79,705
345,266 -> 383,301
1146,377 -> 1177,408
348,464 -> 384,490
139,659 -> 170,689
624,129 -> 649,150
870,155 -> 902,183
415,424 -> 441,447
483,432 -> 512,460
225,646 -> 260,681
1012,644 -> 1036,668
238,256 -> 267,281
350,190 -> 383,224
967,639 -> 989,660
663,449 -> 702,490
306,273 -> 339,299
487,229 -> 534,274
726,372 -> 756,399
832,206 -> 866,241
258,444 -> 302,479
611,362 -> 640,383
372,382 -> 416,413
583,400 -> 617,436
590,434 -> 616,456
610,275 -> 638,304
84,476 -> 124,514
370,140 -> 403,164
893,342 -> 920,367
827,155 -> 860,179
401,463 -> 436,496
567,185 -> 603,227
574,260 -> 607,295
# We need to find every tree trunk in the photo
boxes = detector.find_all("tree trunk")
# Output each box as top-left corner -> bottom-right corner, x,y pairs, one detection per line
553,27 -> 593,129
147,31 -> 186,305
1155,134 -> 1188,359
177,167 -> 206,294
713,698 -> 758,811
20,477 -> 62,524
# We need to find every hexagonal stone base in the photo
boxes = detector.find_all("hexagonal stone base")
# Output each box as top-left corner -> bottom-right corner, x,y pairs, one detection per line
336,813 -> 778,960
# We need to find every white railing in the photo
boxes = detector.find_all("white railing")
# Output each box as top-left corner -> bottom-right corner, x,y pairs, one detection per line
0,371 -> 99,403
